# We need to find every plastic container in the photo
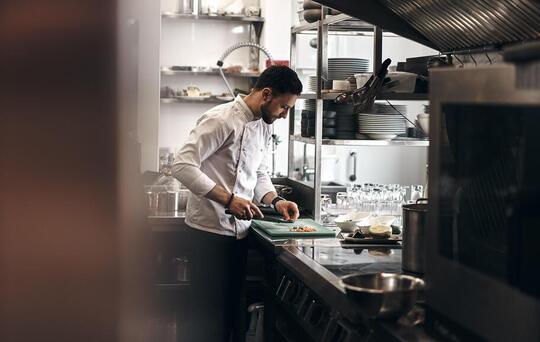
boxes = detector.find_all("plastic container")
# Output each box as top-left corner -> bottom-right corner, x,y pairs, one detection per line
384,72 -> 417,93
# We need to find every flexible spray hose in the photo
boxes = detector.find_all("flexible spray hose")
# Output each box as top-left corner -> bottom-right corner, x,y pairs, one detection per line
217,42 -> 275,97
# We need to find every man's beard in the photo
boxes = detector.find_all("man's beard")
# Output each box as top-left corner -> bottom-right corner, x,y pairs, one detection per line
261,104 -> 274,124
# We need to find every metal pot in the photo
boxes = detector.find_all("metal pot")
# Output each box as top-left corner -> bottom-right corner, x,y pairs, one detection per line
402,198 -> 428,274
340,272 -> 425,319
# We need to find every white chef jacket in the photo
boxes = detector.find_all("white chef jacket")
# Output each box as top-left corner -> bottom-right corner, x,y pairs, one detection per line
172,95 -> 276,239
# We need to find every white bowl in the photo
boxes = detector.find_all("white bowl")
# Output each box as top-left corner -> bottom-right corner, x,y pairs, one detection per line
335,212 -> 371,232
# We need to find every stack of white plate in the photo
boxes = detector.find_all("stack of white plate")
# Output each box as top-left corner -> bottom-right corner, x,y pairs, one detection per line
329,58 -> 369,81
363,103 -> 407,115
357,113 -> 406,140
306,75 -> 318,92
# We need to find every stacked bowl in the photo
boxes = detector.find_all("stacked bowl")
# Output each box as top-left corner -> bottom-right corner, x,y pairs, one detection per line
301,101 -> 356,139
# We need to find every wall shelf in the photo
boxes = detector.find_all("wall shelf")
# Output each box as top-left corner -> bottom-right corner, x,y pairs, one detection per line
161,67 -> 260,78
290,135 -> 429,147
161,12 -> 264,23
160,97 -> 230,104
292,14 -> 373,34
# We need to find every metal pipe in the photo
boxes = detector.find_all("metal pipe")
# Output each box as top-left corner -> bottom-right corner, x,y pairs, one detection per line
217,42 -> 275,97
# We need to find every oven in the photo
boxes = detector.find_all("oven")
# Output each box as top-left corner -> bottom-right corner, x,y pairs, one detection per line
426,64 -> 540,341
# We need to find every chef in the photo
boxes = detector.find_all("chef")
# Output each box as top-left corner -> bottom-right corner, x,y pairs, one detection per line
172,65 -> 303,342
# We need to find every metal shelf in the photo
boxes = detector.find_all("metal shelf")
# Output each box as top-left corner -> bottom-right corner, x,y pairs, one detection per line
298,92 -> 429,101
379,93 -> 429,101
161,67 -> 260,78
298,93 -> 340,100
292,14 -> 373,34
160,97 -> 230,104
290,135 -> 429,147
161,12 -> 264,22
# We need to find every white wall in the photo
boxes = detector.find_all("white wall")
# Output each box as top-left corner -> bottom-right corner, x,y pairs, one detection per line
259,0 -> 293,176
129,0 -> 161,172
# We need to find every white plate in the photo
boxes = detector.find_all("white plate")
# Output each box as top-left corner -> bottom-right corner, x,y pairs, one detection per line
367,133 -> 398,140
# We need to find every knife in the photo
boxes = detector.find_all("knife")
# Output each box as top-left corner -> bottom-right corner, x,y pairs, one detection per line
224,209 -> 294,223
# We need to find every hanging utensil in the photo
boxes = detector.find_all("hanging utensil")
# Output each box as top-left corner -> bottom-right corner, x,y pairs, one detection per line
334,58 -> 393,114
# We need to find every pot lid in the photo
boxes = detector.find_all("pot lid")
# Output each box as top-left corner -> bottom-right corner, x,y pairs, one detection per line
317,0 -> 540,53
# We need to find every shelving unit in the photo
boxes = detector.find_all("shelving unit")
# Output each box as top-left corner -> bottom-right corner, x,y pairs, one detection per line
158,6 -> 266,164
288,9 -> 429,221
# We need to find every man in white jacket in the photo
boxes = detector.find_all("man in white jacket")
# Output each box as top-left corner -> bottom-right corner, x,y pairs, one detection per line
173,66 -> 302,341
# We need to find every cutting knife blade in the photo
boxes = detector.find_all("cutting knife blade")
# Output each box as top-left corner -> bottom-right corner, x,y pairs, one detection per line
224,209 -> 293,223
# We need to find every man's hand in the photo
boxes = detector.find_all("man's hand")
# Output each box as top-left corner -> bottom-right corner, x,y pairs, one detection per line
228,195 -> 263,221
275,200 -> 300,221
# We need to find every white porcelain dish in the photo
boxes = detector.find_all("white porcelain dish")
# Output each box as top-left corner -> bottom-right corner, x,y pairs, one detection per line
334,212 -> 371,232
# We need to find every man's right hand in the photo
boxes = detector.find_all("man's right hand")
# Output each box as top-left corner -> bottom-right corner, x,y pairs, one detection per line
228,195 -> 263,220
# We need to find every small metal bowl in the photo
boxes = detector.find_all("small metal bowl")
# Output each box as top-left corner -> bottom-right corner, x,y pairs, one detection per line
340,273 -> 424,319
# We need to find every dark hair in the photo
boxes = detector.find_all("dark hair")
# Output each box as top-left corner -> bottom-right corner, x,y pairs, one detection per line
253,65 -> 303,95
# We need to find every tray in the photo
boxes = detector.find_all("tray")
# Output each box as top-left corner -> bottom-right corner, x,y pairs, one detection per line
251,218 -> 336,238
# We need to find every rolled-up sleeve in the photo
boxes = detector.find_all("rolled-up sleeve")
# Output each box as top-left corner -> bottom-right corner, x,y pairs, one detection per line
253,141 -> 276,203
172,115 -> 231,197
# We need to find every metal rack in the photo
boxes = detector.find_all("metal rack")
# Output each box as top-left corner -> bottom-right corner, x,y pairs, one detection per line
161,67 -> 260,78
290,135 -> 429,147
288,9 -> 429,222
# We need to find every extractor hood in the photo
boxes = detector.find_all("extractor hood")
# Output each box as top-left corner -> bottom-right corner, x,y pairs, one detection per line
316,0 -> 540,52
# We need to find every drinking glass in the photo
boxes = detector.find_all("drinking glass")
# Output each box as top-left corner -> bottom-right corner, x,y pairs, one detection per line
320,194 -> 332,223
410,185 -> 424,202
336,192 -> 351,210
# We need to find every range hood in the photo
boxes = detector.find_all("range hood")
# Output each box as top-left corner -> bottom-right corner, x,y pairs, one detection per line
317,0 -> 540,52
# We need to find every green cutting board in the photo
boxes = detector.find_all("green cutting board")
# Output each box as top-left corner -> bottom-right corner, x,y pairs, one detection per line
252,219 -> 336,238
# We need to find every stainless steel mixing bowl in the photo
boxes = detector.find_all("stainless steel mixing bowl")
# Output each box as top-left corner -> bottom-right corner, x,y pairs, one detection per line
339,272 -> 425,319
